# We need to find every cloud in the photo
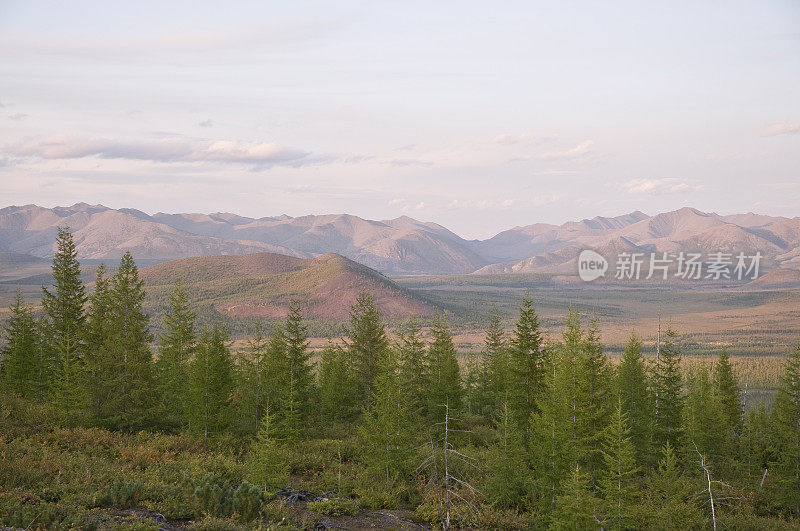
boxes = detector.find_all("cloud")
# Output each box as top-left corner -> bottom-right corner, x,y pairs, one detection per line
393,144 -> 416,152
196,119 -> 214,128
765,120 -> 800,136
493,133 -> 533,145
537,140 -> 594,161
8,113 -> 27,121
8,134 -> 335,169
623,178 -> 704,195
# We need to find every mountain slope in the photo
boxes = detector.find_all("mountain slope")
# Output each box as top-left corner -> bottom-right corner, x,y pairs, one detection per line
141,252 -> 438,320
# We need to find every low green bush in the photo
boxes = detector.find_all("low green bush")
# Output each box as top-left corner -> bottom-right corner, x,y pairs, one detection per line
307,497 -> 360,517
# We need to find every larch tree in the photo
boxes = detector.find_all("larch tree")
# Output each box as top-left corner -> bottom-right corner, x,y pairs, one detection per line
318,342 -> 357,424
713,348 -> 743,468
42,227 -> 87,409
508,293 -> 547,447
769,345 -> 800,518
281,300 -> 313,439
99,252 -> 157,430
616,333 -> 655,468
359,346 -> 413,484
549,464 -> 601,530
189,322 -> 234,443
425,313 -> 462,424
599,399 -> 639,530
346,292 -> 389,408
478,305 -> 508,419
396,316 -> 428,420
0,290 -> 39,398
156,280 -> 196,429
84,264 -> 113,421
652,327 -> 684,453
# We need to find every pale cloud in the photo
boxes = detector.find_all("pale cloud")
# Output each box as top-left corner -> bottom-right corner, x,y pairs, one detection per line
623,178 -> 704,195
196,119 -> 214,128
537,140 -> 594,161
8,134 -> 334,169
386,158 -> 433,167
765,120 -> 800,136
447,198 -> 517,210
8,113 -> 27,121
493,133 -> 533,145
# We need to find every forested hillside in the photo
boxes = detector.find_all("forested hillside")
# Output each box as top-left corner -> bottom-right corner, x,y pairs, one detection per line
2,229 -> 800,529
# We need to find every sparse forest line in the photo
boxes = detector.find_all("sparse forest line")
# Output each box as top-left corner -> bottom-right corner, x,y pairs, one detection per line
2,228 -> 800,529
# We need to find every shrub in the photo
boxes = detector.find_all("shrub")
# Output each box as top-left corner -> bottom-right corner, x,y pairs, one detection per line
231,481 -> 265,521
97,479 -> 144,509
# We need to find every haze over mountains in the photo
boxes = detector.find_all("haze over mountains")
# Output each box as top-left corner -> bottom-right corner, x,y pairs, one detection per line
1,203 -> 798,276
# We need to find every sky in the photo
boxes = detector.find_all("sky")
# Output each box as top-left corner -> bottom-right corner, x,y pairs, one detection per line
1,1 -> 799,239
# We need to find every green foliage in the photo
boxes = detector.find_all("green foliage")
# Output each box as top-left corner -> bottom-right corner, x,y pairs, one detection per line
245,404 -> 288,491
424,313 -> 463,424
396,317 -> 428,420
549,465 -> 600,530
189,322 -> 234,440
156,280 -> 196,429
507,293 -> 546,445
345,291 -> 389,407
0,290 -> 39,397
231,481 -> 266,521
42,226 -> 87,411
317,342 -> 358,424
769,345 -> 800,518
484,402 -> 529,509
599,400 -> 639,530
97,479 -> 144,508
616,333 -> 654,468
653,327 -> 685,452
643,442 -> 703,529
307,498 -> 360,516
684,363 -> 725,461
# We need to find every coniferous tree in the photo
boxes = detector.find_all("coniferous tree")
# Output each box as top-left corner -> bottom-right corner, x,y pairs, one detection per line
477,306 -> 507,419
684,365 -> 724,463
84,264 -> 113,420
508,294 -> 546,446
42,227 -> 87,408
617,333 -> 655,468
346,292 -> 389,407
98,252 -> 157,430
713,349 -> 743,455
189,322 -> 234,442
0,290 -> 39,397
643,443 -> 702,529
485,402 -> 528,509
246,403 -> 288,492
425,314 -> 462,424
397,317 -> 428,420
318,342 -> 358,424
155,280 -> 196,429
549,465 -> 600,530
236,326 -> 269,434
741,402 -> 770,484
769,345 -> 800,518
576,319 -> 614,483
653,327 -> 684,452
359,346 -> 413,484
282,300 -> 313,438
599,399 -> 639,530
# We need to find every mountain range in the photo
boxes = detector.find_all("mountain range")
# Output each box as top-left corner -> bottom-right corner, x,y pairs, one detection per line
1,203 -> 798,276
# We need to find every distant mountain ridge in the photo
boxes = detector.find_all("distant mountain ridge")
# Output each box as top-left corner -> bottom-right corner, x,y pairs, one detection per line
0,203 -> 798,276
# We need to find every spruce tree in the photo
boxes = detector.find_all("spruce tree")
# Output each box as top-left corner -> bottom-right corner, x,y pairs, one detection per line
769,345 -> 800,518
359,346 -> 413,484
652,327 -> 684,452
42,226 -> 87,408
616,333 -> 655,468
99,252 -> 157,430
425,314 -> 462,424
238,326 -> 269,433
0,290 -> 39,397
156,280 -> 196,429
397,317 -> 428,420
599,399 -> 639,530
346,292 -> 389,407
246,403 -> 288,492
189,322 -> 234,443
508,293 -> 546,446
